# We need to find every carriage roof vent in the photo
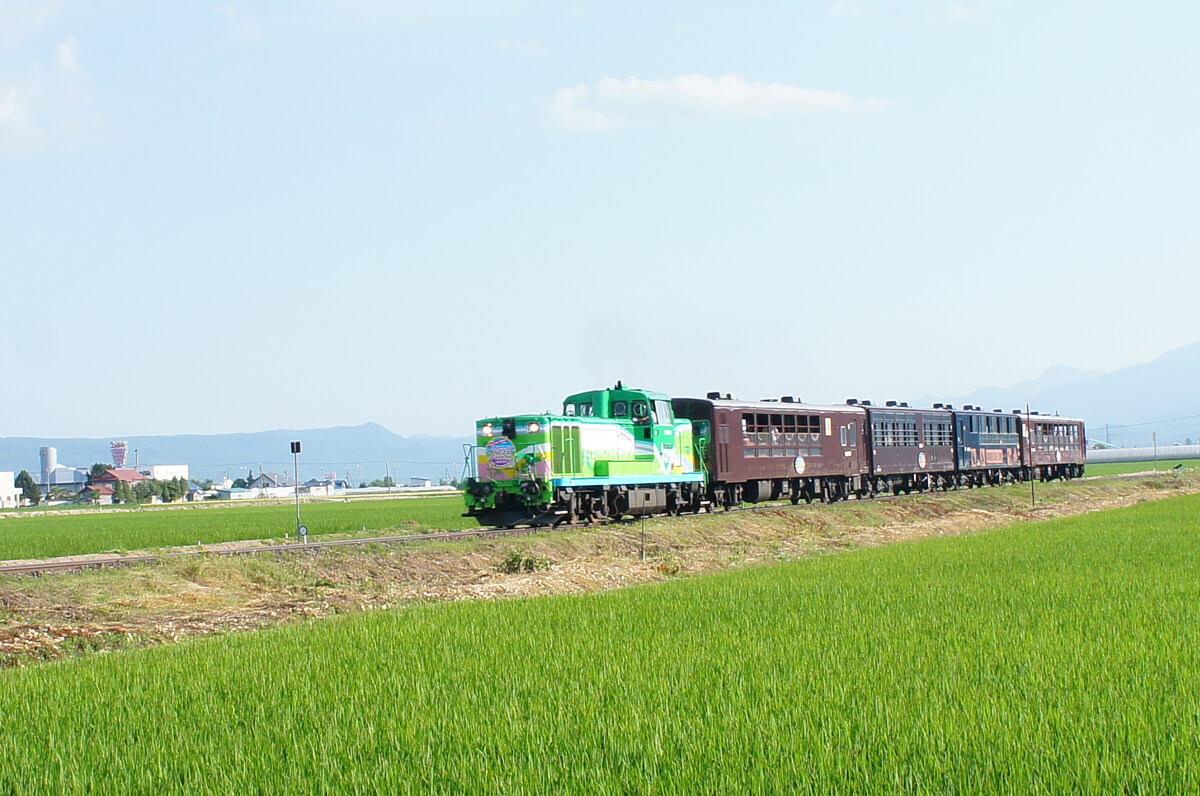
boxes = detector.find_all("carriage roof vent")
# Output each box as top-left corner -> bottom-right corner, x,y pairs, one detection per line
994,409 -> 1002,413
1013,409 -> 1022,414
781,396 -> 797,403
706,392 -> 721,400
900,402 -> 909,408
862,400 -> 873,406
846,398 -> 859,405
944,404 -> 955,410
761,398 -> 778,402
886,400 -> 898,407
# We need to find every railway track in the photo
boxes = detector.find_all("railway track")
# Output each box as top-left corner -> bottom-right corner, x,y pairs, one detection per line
0,525 -> 559,576
0,485 -> 1034,576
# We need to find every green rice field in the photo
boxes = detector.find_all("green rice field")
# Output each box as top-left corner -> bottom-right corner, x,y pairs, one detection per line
0,496 -> 473,560
1,493 -> 1196,792
1085,458 -> 1200,477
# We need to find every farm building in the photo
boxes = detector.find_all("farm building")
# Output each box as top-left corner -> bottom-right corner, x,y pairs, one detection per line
0,472 -> 21,509
92,469 -> 147,488
81,484 -> 116,505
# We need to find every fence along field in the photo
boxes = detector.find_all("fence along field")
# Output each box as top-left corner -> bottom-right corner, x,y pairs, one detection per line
0,492 -> 1196,792
0,496 -> 473,560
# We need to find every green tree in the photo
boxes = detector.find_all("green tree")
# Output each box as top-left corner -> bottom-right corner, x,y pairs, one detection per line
15,470 -> 40,506
115,481 -> 135,505
133,480 -> 154,502
88,463 -> 112,482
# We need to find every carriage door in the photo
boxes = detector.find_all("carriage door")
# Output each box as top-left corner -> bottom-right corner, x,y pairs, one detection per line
717,412 -> 730,475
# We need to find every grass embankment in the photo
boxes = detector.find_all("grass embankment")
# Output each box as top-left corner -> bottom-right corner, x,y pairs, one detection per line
0,489 -> 1197,792
0,496 -> 472,560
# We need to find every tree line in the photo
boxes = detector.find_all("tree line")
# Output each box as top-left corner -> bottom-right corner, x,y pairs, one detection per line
11,466 -> 192,507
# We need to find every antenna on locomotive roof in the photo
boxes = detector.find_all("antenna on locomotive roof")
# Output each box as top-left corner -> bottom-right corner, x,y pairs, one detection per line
614,380 -> 623,390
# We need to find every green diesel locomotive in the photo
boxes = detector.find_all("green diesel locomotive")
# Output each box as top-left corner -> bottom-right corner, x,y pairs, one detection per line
462,382 -> 707,527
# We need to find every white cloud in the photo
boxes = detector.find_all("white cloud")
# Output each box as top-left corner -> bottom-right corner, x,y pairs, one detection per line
551,84 -> 622,131
55,34 -> 81,74
948,5 -> 971,21
492,35 -> 544,56
0,0 -> 57,48
0,38 -> 102,153
0,82 -> 39,151
552,73 -> 891,129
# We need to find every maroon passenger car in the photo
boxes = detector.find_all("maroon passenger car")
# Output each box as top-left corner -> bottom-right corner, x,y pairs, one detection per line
673,394 -> 869,505
1022,414 -> 1087,480
856,401 -> 957,493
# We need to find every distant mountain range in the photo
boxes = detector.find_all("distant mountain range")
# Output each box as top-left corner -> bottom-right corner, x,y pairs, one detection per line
0,423 -> 470,485
935,342 -> 1200,447
4,343 -> 1197,479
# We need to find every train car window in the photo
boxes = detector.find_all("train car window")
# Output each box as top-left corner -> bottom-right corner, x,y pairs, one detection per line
652,400 -> 674,425
632,401 -> 650,425
840,426 -> 847,446
612,401 -> 629,418
580,403 -> 594,417
825,417 -> 833,436
849,422 -> 857,446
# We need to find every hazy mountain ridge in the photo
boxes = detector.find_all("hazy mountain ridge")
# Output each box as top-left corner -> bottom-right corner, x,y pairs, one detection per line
946,342 -> 1200,446
5,343 -> 1198,477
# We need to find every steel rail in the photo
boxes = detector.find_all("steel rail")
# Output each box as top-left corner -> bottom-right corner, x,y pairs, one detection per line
0,481 -> 1059,576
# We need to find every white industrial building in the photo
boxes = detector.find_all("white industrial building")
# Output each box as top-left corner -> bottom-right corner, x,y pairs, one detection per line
0,472 -> 21,509
148,464 -> 189,481
39,447 -> 88,489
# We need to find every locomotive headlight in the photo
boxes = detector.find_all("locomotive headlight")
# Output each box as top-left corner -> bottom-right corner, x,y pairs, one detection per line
528,421 -> 541,433
480,423 -> 493,437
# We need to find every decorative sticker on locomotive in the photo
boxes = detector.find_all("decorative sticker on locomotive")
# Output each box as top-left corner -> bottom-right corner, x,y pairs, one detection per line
486,437 -> 516,470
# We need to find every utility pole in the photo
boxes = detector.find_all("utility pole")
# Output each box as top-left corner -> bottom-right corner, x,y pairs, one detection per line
291,441 -> 306,542
1026,403 -> 1035,508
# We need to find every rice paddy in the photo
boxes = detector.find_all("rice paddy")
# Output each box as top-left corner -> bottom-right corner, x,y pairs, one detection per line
0,496 -> 473,560
0,491 -> 1195,793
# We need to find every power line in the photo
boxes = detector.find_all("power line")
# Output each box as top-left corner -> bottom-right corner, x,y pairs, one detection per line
1101,413 -> 1200,430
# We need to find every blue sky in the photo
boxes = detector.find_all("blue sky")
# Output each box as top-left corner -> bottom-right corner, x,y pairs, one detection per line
2,0 -> 1197,438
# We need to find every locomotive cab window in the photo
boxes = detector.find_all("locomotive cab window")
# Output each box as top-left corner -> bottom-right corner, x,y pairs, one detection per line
612,401 -> 629,418
632,401 -> 650,425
